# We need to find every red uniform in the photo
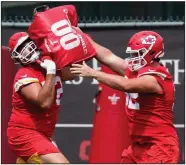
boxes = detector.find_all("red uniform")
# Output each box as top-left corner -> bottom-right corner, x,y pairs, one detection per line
28,5 -> 96,70
7,66 -> 63,161
121,64 -> 179,163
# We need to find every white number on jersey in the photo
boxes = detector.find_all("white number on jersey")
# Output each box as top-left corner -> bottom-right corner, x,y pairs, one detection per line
55,76 -> 63,106
51,19 -> 80,50
125,92 -> 140,110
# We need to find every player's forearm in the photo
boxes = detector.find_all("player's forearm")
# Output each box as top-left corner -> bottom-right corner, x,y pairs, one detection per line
61,67 -> 76,81
61,74 -> 75,81
91,39 -> 127,76
96,53 -> 127,76
92,70 -> 129,91
37,74 -> 56,109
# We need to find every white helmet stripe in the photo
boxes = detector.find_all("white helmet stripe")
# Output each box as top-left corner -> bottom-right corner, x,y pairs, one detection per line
154,51 -> 164,58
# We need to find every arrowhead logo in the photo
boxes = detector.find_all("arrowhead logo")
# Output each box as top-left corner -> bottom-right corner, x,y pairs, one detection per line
108,94 -> 120,105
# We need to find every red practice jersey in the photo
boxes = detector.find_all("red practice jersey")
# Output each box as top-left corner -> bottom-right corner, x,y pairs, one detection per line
28,5 -> 96,69
8,66 -> 63,137
125,64 -> 178,143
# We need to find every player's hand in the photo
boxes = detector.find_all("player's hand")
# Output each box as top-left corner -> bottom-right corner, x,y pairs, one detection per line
39,59 -> 56,75
70,61 -> 96,77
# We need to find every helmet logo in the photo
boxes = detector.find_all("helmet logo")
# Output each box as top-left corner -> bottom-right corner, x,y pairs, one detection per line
142,35 -> 156,44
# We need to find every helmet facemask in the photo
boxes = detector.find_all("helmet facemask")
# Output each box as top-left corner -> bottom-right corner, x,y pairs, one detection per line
125,44 -> 153,71
11,39 -> 40,65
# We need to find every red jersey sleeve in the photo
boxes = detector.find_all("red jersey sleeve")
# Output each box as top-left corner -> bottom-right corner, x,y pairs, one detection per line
14,67 -> 39,92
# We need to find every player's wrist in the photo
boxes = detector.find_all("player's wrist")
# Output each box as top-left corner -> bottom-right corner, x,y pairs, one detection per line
46,69 -> 56,75
40,59 -> 56,75
46,62 -> 56,75
92,70 -> 99,78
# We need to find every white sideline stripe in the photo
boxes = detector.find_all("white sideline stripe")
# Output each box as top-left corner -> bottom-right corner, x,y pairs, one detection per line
55,124 -> 185,128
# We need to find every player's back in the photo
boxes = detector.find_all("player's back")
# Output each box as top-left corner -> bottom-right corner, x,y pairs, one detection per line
8,65 -> 63,137
125,64 -> 178,143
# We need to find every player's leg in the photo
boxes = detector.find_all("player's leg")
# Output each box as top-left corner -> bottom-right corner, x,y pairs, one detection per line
16,157 -> 26,164
146,143 -> 179,163
28,134 -> 70,163
162,136 -> 179,163
17,152 -> 69,164
133,141 -> 179,163
39,153 -> 69,163
7,127 -> 70,164
37,138 -> 70,163
121,145 -> 135,163
131,142 -> 161,163
121,156 -> 135,163
16,139 -> 69,164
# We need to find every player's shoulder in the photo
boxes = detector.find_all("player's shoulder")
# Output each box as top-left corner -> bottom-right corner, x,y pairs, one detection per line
137,64 -> 172,80
14,66 -> 43,92
15,66 -> 38,80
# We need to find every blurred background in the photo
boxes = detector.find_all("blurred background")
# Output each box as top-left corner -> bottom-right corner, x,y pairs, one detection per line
1,1 -> 185,164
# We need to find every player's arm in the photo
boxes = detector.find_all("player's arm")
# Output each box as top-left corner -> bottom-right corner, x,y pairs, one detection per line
60,66 -> 76,81
70,62 -> 163,93
20,59 -> 56,109
91,72 -> 163,93
87,35 -> 128,76
51,135 -> 58,148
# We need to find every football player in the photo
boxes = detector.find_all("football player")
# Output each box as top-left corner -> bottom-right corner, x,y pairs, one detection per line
70,31 -> 179,163
7,32 -> 74,163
